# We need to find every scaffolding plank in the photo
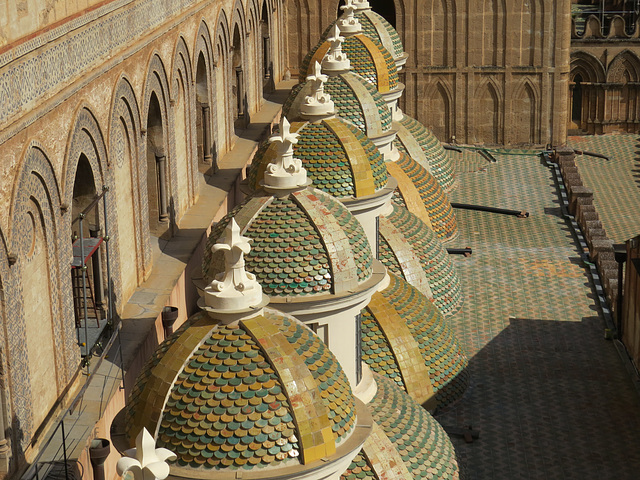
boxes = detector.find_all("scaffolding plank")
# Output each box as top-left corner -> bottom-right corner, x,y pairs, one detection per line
71,237 -> 103,268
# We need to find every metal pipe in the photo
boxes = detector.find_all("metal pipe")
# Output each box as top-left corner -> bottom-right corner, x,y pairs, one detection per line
89,225 -> 104,310
443,144 -> 463,153
71,190 -> 106,227
573,149 -> 609,161
61,420 -> 68,480
102,187 -> 112,326
451,203 -> 529,218
117,323 -> 125,390
447,247 -> 473,256
478,149 -> 497,163
79,214 -> 89,366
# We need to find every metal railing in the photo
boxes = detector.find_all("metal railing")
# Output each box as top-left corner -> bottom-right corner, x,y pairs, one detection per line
19,186 -> 125,480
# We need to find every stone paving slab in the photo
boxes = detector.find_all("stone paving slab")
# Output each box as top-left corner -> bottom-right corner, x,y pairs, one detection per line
567,134 -> 640,244
440,152 -> 640,479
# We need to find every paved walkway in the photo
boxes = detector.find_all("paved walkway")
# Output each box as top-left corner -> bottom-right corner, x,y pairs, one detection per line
439,151 -> 640,479
567,134 -> 640,244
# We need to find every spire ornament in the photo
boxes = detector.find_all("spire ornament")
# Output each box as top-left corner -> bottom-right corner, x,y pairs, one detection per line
203,219 -> 264,311
351,0 -> 371,10
263,116 -> 308,189
322,25 -> 351,74
300,61 -> 335,120
337,0 -> 362,35
116,428 -> 176,480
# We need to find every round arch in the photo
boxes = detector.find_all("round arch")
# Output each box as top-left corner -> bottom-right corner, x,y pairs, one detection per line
109,76 -> 147,303
142,52 -> 177,238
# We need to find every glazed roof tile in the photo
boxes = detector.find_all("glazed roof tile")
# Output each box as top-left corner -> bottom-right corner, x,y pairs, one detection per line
202,189 -> 374,298
360,421 -> 412,479
125,310 -> 356,471
277,314 -> 356,441
395,115 -> 458,193
366,11 -> 404,60
310,10 -> 405,63
340,449 -> 378,480
248,119 -> 388,199
283,73 -> 392,136
368,373 -> 460,480
388,153 -> 459,243
301,34 -> 399,94
380,204 -> 463,317
362,274 -> 469,409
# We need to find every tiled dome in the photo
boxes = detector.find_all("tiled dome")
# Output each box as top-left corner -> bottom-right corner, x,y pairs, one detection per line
124,309 -> 357,471
340,449 -> 377,480
361,274 -> 469,410
316,7 -> 406,68
387,152 -> 458,243
202,188 -> 374,298
341,419 -> 416,480
301,34 -> 399,94
247,118 -> 388,199
283,73 -> 392,138
395,115 -> 458,193
379,204 -> 463,317
367,373 -> 460,479
357,9 -> 405,65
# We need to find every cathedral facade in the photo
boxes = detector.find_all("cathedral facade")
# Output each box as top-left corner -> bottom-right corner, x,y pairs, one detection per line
285,0 -> 572,146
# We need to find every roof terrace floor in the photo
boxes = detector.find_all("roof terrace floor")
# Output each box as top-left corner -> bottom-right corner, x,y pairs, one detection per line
439,147 -> 640,479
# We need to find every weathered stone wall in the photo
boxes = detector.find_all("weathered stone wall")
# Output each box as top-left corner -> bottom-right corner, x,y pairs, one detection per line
570,15 -> 640,135
285,0 -> 572,146
0,0 -> 111,49
0,0 -> 285,475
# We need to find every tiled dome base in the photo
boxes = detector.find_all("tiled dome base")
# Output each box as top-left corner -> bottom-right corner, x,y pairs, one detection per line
248,119 -> 387,199
389,153 -> 458,243
283,74 -> 392,137
361,274 -> 469,410
301,34 -> 399,94
202,190 -> 374,298
367,374 -> 460,480
380,204 -> 463,317
395,115 -> 458,193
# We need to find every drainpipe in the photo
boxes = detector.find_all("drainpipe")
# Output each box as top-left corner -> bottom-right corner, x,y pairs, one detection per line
89,438 -> 111,480
162,306 -> 179,338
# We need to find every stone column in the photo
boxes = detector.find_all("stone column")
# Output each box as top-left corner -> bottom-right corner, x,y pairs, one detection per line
202,105 -> 212,164
235,67 -> 244,119
262,34 -> 271,80
156,154 -> 169,223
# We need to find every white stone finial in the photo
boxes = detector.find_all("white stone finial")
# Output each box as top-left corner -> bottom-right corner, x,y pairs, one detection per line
322,25 -> 351,74
116,428 -> 176,480
352,0 -> 371,11
263,116 -> 308,189
204,219 -> 263,311
301,61 -> 335,119
337,0 -> 362,35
